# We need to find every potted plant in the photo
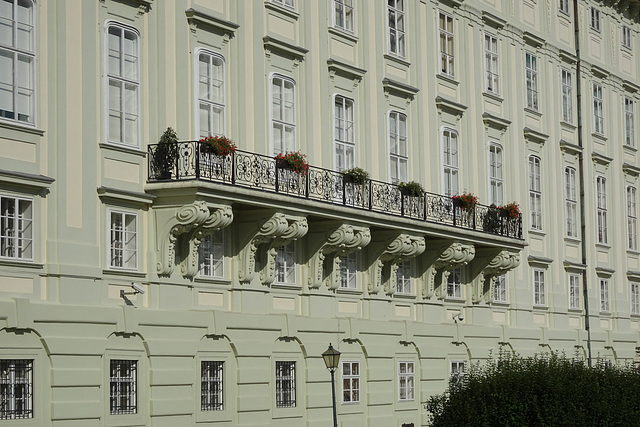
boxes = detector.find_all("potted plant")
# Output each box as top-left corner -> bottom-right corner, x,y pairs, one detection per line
154,127 -> 178,179
275,151 -> 310,175
342,167 -> 370,185
398,181 -> 425,197
452,191 -> 478,210
500,202 -> 520,219
199,135 -> 236,157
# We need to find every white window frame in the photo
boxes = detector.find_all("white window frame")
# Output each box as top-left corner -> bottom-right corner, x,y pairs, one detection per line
533,269 -> 546,306
387,0 -> 405,58
275,361 -> 296,408
396,260 -> 412,294
449,360 -> 465,382
625,97 -> 635,147
333,0 -> 353,32
565,167 -> 578,238
275,243 -> 296,284
0,359 -> 33,420
198,231 -> 224,278
528,156 -> 542,231
398,361 -> 415,401
525,52 -> 539,110
389,111 -> 407,184
628,186 -> 638,251
341,361 -> 360,403
196,50 -> 225,139
568,273 -> 580,309
339,252 -> 357,289
446,268 -> 462,299
334,95 -> 355,172
105,21 -> 140,147
600,279 -> 610,312
201,361 -> 223,411
442,128 -> 459,197
494,274 -> 507,302
559,0 -> 570,15
484,33 -> 499,94
0,0 -> 35,125
623,25 -> 632,49
561,68 -> 573,123
593,82 -> 604,135
270,74 -> 296,156
439,11 -> 454,77
109,359 -> 137,415
108,210 -> 138,270
596,176 -> 607,244
488,143 -> 503,206
0,194 -> 33,261
591,7 -> 601,32
272,0 -> 294,8
632,283 -> 640,315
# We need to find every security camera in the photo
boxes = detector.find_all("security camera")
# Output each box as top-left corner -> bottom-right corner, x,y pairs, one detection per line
131,282 -> 146,294
457,311 -> 464,321
453,311 -> 464,322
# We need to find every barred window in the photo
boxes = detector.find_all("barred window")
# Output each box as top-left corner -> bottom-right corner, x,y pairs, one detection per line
109,211 -> 137,270
341,361 -> 359,403
0,195 -> 33,260
198,231 -> 224,278
201,361 -> 223,411
339,253 -> 357,289
0,359 -> 33,420
398,361 -> 415,401
110,360 -> 137,415
396,260 -> 411,294
275,361 -> 296,408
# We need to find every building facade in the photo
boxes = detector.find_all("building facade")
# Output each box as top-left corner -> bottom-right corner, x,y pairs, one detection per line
1,0 -> 640,425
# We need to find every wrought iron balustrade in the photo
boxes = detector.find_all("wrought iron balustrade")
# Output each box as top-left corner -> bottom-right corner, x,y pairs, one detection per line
148,141 -> 523,239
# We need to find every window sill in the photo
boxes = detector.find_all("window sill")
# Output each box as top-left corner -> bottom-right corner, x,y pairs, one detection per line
564,236 -> 581,244
491,301 -> 510,307
591,132 -> 607,143
560,120 -> 576,131
599,311 -> 611,316
528,228 -> 545,237
383,53 -> 411,68
444,297 -> 465,304
328,26 -> 357,44
524,107 -> 542,117
264,1 -> 298,20
337,287 -> 362,296
482,91 -> 503,103
623,144 -> 637,154
193,276 -> 230,284
0,259 -> 43,269
595,243 -> 611,250
103,268 -> 147,278
627,249 -> 640,256
0,119 -> 45,136
533,305 -> 549,310
568,308 -> 583,314
271,282 -> 300,290
394,292 -> 416,300
100,142 -> 147,157
557,9 -> 571,20
437,73 -> 459,86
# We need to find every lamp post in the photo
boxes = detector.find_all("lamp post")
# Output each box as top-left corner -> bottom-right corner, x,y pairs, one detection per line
322,343 -> 341,427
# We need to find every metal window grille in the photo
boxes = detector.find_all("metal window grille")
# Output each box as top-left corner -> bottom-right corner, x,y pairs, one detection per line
398,361 -> 414,401
341,361 -> 360,403
201,361 -> 223,411
0,359 -> 33,420
275,361 -> 296,408
110,360 -> 137,415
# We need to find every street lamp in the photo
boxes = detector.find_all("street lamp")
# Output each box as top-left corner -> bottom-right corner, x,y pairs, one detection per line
322,343 -> 341,427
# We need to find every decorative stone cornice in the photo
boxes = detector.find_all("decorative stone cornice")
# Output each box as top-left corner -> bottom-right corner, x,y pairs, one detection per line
473,250 -> 520,303
423,243 -> 475,299
185,8 -> 239,40
368,234 -> 425,295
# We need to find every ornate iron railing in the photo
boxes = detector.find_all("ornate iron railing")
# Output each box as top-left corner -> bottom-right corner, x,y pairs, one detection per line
148,141 -> 523,239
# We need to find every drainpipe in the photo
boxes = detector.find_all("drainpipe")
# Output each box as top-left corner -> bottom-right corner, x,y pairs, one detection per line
573,0 -> 592,368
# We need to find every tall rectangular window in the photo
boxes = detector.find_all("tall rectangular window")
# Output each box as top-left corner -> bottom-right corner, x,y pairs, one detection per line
533,269 -> 546,306
398,361 -> 415,401
600,279 -> 610,312
396,260 -> 411,294
632,283 -> 640,315
271,75 -> 296,156
198,231 -> 224,278
559,0 -> 570,15
275,361 -> 296,408
109,211 -> 137,270
198,52 -> 225,139
525,52 -> 539,110
107,24 -> 139,146
110,360 -> 137,415
334,95 -> 355,172
565,167 -> 578,238
446,268 -> 462,299
0,195 -> 33,261
591,8 -> 601,32
0,359 -> 33,420
387,0 -> 405,58
275,243 -> 295,284
488,144 -> 503,206
529,156 -> 542,230
623,25 -> 632,49
494,275 -> 507,302
596,176 -> 607,244
593,83 -> 604,134
561,69 -> 573,123
569,274 -> 580,309
334,0 -> 353,32
625,97 -> 634,147
201,361 -> 223,411
439,12 -> 454,76
484,34 -> 499,94
442,129 -> 459,197
450,360 -> 465,382
0,0 -> 34,124
628,186 -> 637,250
341,361 -> 359,403
339,253 -> 357,289
389,111 -> 407,184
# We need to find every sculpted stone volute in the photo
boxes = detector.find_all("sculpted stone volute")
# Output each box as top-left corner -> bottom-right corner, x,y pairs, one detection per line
368,234 -> 425,295
423,243 -> 475,299
473,250 -> 521,303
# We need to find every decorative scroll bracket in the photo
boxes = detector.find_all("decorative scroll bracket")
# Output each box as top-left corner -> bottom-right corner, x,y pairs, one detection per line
422,243 -> 475,299
367,234 -> 425,295
473,250 -> 521,303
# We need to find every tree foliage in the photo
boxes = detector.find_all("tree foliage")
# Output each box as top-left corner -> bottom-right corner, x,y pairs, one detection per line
426,351 -> 640,427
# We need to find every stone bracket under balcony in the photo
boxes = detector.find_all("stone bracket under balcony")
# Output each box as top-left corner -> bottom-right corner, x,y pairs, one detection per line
472,249 -> 521,303
307,223 -> 371,290
367,233 -> 426,295
237,212 -> 308,285
155,201 -> 233,278
423,242 -> 476,299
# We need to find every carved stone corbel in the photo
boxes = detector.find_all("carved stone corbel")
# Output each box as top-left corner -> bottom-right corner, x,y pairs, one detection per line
260,217 -> 308,285
473,250 -> 520,303
422,243 -> 475,299
367,234 -> 425,295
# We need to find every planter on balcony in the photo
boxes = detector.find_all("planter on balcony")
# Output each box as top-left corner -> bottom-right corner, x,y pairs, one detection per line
398,181 -> 424,197
153,127 -> 178,180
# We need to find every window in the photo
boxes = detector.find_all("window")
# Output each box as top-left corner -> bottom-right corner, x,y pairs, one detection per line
561,69 -> 573,123
0,0 -> 34,124
494,275 -> 507,302
109,211 -> 137,269
275,361 -> 296,408
275,243 -> 295,284
396,260 -> 411,294
528,156 -> 542,230
387,0 -> 405,57
271,75 -> 296,156
623,25 -> 632,49
446,268 -> 462,299
201,361 -> 223,411
600,279 -> 610,312
272,0 -> 294,8
450,360 -> 465,383
533,269 -> 546,306
0,359 -> 33,420
439,12 -> 454,76
565,167 -> 578,238
596,176 -> 607,244
198,231 -> 224,278
628,186 -> 637,251
484,34 -> 499,94
632,283 -> 640,315
569,274 -> 580,309
334,95 -> 354,172
525,52 -> 538,110
442,129 -> 459,197
341,361 -> 359,403
334,0 -> 353,32
106,23 -> 139,146
398,361 -> 414,401
625,97 -> 634,147
198,52 -> 225,139
593,83 -> 604,134
590,8 -> 601,32
488,144 -> 503,206
559,0 -> 570,15
0,195 -> 33,260
110,360 -> 137,415
389,111 -> 407,184
339,253 -> 357,289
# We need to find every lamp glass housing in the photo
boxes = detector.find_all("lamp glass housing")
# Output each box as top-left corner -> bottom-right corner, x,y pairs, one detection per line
322,344 -> 341,370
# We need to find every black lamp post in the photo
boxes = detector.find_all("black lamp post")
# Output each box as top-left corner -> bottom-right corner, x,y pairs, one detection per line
322,343 -> 341,427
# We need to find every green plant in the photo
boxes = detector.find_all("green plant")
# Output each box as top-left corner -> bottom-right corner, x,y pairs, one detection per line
483,204 -> 501,233
452,191 -> 478,210
154,127 -> 178,179
341,167 -> 370,185
500,201 -> 520,219
275,151 -> 310,175
200,135 -> 236,157
398,181 -> 424,197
